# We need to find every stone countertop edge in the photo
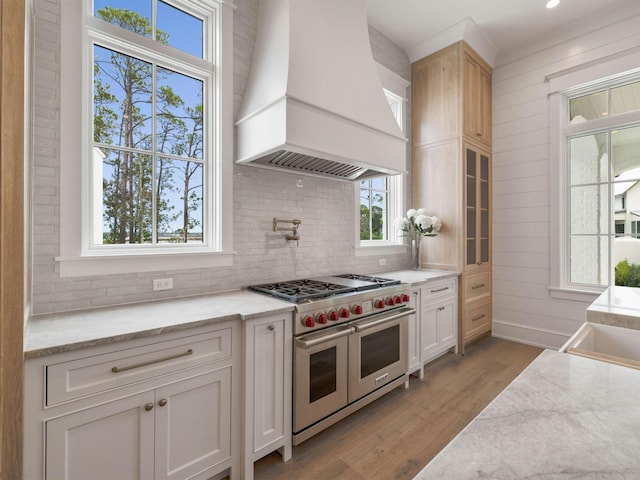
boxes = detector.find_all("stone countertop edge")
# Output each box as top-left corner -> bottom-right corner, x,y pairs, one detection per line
381,269 -> 459,286
413,349 -> 640,479
24,290 -> 295,360
586,285 -> 640,330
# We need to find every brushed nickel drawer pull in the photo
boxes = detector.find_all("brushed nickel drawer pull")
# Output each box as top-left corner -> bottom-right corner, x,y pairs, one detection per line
438,306 -> 445,311
471,314 -> 486,322
158,398 -> 168,407
144,403 -> 154,411
111,349 -> 193,373
471,283 -> 486,289
430,286 -> 449,293
268,324 -> 276,331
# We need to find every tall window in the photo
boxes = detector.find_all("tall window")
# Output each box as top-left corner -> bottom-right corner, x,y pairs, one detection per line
90,1 -> 213,246
59,0 -> 233,276
566,78 -> 640,287
358,88 -> 405,247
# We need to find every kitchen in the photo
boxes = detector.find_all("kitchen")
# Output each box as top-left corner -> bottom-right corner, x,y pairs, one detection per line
3,0 -> 640,478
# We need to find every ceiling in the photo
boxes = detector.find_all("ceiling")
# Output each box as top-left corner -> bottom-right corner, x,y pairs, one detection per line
366,0 -> 634,65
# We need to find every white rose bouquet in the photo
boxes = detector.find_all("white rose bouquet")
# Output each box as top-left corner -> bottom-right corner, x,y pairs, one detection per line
394,208 -> 442,238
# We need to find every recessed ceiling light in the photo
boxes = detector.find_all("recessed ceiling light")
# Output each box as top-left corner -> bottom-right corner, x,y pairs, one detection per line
546,0 -> 560,8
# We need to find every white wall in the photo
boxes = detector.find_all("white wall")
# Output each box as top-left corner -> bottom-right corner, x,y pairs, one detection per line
30,0 -> 411,315
492,2 -> 640,348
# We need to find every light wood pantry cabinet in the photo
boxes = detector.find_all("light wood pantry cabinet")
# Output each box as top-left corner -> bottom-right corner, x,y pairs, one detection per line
411,40 -> 493,354
242,313 -> 292,480
24,322 -> 240,480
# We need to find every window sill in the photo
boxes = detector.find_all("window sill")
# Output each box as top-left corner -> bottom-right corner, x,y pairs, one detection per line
354,244 -> 406,257
56,251 -> 234,277
548,286 -> 602,303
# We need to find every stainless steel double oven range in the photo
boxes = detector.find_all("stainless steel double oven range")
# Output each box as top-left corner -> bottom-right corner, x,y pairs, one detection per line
248,274 -> 415,445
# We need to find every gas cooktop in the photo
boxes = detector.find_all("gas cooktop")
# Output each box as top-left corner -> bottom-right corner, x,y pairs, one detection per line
247,274 -> 400,303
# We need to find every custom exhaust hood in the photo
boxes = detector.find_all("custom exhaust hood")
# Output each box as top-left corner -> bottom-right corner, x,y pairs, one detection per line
235,0 -> 407,181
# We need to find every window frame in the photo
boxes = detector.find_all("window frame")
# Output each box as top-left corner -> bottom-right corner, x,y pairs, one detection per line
57,0 -> 234,276
354,64 -> 408,257
548,48 -> 640,300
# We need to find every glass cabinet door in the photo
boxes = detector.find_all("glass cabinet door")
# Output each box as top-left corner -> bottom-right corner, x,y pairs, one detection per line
465,144 -> 491,270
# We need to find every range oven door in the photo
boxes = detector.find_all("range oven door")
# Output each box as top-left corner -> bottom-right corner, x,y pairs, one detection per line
348,307 -> 412,403
293,325 -> 352,433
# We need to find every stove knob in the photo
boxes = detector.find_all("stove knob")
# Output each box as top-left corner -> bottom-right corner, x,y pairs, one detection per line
303,316 -> 315,328
394,295 -> 403,304
316,313 -> 328,324
402,294 -> 410,303
339,308 -> 350,318
328,310 -> 339,321
375,299 -> 385,309
352,304 -> 363,315
386,297 -> 395,306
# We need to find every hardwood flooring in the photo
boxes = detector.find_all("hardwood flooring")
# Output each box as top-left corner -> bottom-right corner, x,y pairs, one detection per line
254,336 -> 543,480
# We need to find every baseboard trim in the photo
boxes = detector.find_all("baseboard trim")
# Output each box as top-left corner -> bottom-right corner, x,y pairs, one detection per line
492,319 -> 571,350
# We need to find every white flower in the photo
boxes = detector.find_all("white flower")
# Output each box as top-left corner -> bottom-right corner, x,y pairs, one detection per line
415,208 -> 427,217
432,216 -> 442,232
406,208 -> 417,219
414,214 -> 432,230
394,217 -> 410,231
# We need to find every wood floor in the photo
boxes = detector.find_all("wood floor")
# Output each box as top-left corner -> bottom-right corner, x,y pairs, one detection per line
254,336 -> 543,480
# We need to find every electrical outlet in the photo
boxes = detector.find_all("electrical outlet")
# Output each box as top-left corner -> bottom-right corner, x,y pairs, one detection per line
379,258 -> 387,266
153,278 -> 173,291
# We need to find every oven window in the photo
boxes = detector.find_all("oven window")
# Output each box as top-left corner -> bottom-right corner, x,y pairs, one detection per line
360,325 -> 400,378
309,347 -> 338,403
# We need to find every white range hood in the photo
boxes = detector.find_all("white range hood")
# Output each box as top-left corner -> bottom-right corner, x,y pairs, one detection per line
235,0 -> 407,181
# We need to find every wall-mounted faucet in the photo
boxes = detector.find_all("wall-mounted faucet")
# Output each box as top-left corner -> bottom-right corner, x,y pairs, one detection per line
273,218 -> 302,245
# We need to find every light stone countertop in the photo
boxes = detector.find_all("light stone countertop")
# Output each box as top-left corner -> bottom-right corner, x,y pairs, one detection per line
380,269 -> 459,286
25,290 -> 294,359
587,285 -> 640,330
414,349 -> 640,479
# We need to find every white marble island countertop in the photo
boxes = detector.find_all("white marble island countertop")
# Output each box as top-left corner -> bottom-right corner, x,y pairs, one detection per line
25,290 -> 294,359
414,349 -> 640,479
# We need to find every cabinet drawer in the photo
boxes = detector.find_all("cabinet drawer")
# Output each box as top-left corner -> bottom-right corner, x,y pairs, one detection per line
463,271 -> 491,306
46,328 -> 232,405
422,278 -> 457,305
463,302 -> 491,342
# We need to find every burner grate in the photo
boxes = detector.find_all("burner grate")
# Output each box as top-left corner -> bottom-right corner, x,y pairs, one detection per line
248,279 -> 356,303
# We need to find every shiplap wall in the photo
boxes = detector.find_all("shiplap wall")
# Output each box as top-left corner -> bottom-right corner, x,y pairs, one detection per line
30,0 -> 410,315
492,2 -> 640,348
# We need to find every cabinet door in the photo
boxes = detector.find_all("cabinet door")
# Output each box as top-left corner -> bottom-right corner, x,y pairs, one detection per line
420,304 -> 439,361
46,392 -> 155,480
154,368 -> 232,480
464,144 -> 491,272
436,300 -> 456,346
407,289 -> 421,375
463,52 -> 491,145
249,316 -> 288,453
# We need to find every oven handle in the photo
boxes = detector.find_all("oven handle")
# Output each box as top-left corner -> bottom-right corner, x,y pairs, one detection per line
295,326 -> 355,349
352,307 -> 416,332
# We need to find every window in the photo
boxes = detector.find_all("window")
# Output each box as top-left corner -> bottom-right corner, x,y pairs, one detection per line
355,73 -> 408,254
554,74 -> 640,293
58,0 -> 234,276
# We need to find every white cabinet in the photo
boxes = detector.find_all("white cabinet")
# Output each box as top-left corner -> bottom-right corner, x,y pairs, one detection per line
24,321 -> 240,480
407,288 -> 422,377
242,313 -> 292,480
408,277 -> 458,378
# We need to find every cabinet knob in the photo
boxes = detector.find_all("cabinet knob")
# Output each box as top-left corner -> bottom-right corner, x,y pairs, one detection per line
144,403 -> 154,411
158,398 -> 168,407
268,324 -> 275,331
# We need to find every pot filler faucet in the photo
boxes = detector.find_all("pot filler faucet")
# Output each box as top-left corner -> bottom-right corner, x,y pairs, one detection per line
273,218 -> 302,245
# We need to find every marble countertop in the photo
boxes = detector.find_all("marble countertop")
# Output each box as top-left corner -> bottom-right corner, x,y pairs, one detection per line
25,290 -> 294,359
587,285 -> 640,330
414,349 -> 640,479
380,269 -> 459,286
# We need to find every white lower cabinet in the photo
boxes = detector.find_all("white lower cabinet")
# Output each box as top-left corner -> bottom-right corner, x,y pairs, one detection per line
242,313 -> 292,480
407,277 -> 458,378
25,322 -> 240,480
